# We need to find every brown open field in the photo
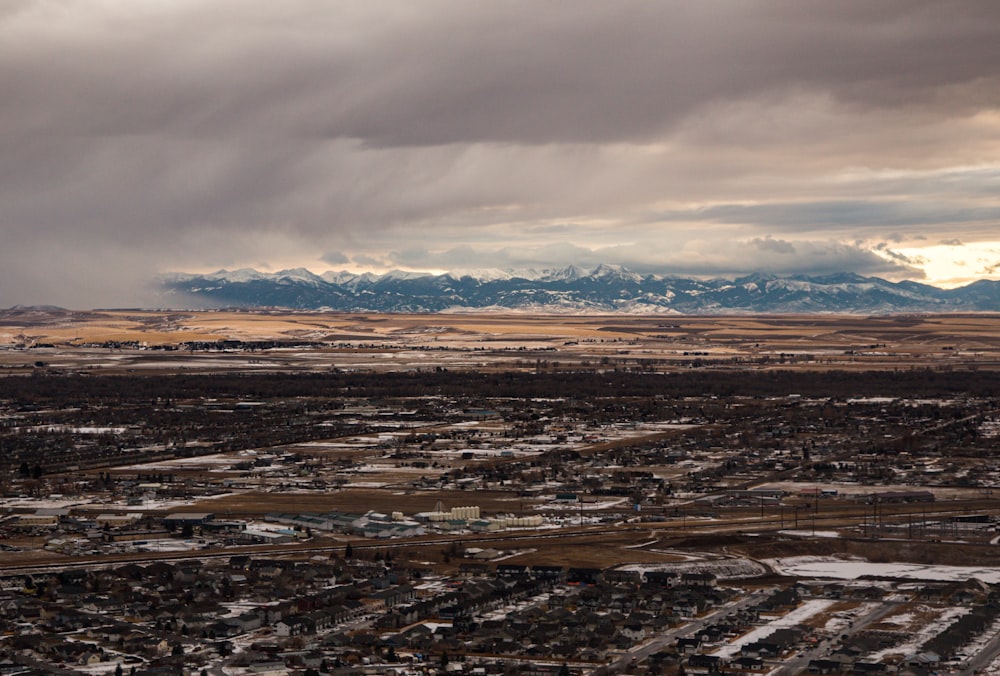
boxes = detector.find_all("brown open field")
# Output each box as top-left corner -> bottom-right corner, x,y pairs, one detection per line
4,307 -> 1000,373
190,488 -> 535,518
486,532 -> 691,568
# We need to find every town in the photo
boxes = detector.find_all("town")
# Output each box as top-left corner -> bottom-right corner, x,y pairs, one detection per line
3,311 -> 1000,675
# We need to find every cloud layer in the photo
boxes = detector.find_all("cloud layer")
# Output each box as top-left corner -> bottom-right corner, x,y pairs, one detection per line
2,1 -> 1000,305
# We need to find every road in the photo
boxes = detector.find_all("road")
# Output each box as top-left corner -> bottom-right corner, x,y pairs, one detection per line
960,619 -> 1000,675
770,597 -> 903,676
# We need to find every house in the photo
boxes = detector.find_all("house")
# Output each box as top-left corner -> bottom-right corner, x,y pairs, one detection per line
808,659 -> 842,674
731,656 -> 766,672
681,572 -> 717,588
677,637 -> 703,654
205,620 -> 243,638
274,616 -> 315,637
459,563 -> 490,577
605,569 -> 642,584
77,652 -> 103,666
758,587 -> 800,613
687,653 -> 722,673
531,565 -> 565,581
741,641 -> 781,659
904,652 -> 941,669
371,584 -> 416,608
644,571 -> 678,586
621,623 -> 645,641
497,564 -> 530,578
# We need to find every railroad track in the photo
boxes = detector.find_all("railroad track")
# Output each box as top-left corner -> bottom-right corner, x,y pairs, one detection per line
3,498 -> 998,576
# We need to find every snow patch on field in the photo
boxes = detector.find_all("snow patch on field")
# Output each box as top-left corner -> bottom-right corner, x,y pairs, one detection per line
867,606 -> 970,661
619,557 -> 768,579
768,556 -> 1000,583
820,602 -> 880,633
779,530 -> 842,538
713,599 -> 836,658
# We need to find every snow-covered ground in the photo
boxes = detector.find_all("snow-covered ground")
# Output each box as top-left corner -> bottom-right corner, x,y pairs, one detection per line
778,530 -> 842,538
961,614 -> 1000,669
543,497 -> 628,511
101,491 -> 237,512
712,599 -> 836,658
121,453 -> 238,470
866,606 -> 969,660
619,557 -> 768,580
757,480 -> 985,500
818,602 -> 880,634
768,556 -> 1000,583
133,538 -> 206,552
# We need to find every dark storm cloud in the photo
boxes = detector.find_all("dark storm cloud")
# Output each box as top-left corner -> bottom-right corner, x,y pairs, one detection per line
5,2 -> 1000,146
1,1 -> 999,305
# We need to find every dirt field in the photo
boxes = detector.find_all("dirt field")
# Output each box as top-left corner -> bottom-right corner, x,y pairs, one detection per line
485,532 -> 691,568
732,534 -> 1000,567
191,488 -> 537,518
4,308 -> 1000,374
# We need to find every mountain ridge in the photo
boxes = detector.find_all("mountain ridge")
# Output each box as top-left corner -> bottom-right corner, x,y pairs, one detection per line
159,266 -> 1000,314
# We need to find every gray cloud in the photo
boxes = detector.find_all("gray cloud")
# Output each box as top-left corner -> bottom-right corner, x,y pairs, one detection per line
320,251 -> 350,265
351,254 -> 390,268
658,201 -> 1000,231
750,237 -> 797,255
874,246 -> 926,266
388,237 -> 918,280
1,1 -> 999,305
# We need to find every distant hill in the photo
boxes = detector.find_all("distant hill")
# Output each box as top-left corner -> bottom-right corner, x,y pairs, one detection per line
159,266 -> 1000,314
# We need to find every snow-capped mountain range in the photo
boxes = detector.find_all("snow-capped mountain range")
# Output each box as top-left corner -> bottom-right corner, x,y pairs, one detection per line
159,266 -> 1000,314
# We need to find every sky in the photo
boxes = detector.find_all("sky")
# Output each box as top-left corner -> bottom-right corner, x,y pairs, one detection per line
3,1 -> 1000,307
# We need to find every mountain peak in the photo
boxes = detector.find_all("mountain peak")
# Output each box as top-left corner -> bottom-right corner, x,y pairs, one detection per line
159,267 -> 1000,314
541,265 -> 588,282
